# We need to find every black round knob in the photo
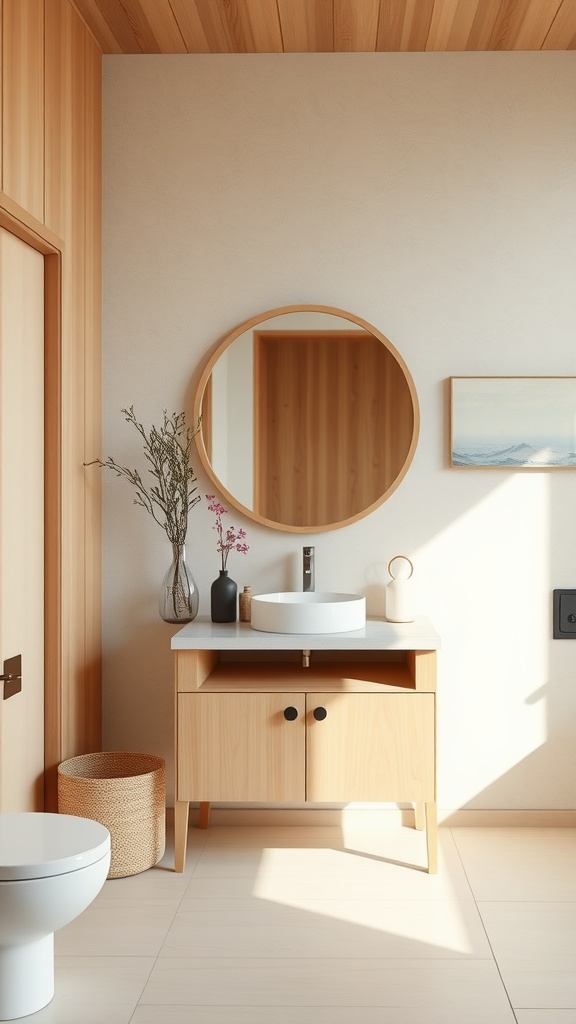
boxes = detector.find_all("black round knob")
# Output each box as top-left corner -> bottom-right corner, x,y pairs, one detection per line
313,706 -> 327,721
284,706 -> 298,721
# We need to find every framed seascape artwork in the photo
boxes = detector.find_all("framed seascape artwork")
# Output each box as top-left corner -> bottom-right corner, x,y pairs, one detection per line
450,377 -> 576,468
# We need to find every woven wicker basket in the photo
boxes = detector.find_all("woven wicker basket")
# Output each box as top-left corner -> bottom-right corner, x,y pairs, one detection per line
58,751 -> 166,878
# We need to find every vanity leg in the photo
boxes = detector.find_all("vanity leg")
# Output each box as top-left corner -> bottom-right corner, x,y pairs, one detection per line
174,800 -> 189,872
198,801 -> 211,829
425,801 -> 438,874
414,802 -> 424,830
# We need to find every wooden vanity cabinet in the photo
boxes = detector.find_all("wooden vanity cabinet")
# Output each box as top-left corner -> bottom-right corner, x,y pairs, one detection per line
172,620 -> 439,873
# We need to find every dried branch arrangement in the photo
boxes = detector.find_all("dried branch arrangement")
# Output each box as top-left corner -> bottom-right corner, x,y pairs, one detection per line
87,406 -> 200,545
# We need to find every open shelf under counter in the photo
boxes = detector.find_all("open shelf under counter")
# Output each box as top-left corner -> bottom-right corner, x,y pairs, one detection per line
196,660 -> 418,694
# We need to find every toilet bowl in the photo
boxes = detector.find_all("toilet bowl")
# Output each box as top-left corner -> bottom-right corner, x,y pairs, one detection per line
0,812 -> 111,1020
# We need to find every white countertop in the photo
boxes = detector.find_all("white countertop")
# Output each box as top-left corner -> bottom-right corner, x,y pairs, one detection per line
171,616 -> 440,651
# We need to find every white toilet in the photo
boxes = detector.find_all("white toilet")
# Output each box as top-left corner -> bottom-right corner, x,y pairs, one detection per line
0,812 -> 111,1020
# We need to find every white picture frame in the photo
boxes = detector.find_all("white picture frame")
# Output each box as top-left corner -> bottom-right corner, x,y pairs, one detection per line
450,377 -> 576,468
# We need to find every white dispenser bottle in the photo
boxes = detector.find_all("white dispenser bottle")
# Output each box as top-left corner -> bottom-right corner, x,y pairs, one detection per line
385,555 -> 415,623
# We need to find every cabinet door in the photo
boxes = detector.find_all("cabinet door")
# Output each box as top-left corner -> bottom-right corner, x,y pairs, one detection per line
306,693 -> 434,802
178,693 -> 305,802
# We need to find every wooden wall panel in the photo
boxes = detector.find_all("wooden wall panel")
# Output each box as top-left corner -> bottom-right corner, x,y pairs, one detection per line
47,0 -> 102,788
43,250 -> 63,810
45,0 -> 103,767
2,0 -> 103,802
63,8 -> 88,759
45,0 -> 74,240
2,0 -> 44,221
82,28 -> 103,758
0,0 -> 3,189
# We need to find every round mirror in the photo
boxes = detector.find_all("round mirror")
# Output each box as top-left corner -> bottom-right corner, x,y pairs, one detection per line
193,305 -> 419,533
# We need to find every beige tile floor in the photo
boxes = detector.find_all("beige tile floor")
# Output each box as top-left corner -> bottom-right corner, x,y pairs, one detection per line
24,823 -> 576,1023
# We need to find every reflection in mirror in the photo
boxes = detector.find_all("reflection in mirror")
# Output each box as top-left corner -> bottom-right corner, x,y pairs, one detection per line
194,306 -> 419,533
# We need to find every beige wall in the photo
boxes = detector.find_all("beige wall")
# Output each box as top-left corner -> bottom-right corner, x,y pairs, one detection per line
102,53 -> 576,813
1,0 -> 102,803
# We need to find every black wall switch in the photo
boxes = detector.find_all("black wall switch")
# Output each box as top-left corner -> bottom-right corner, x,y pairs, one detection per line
553,589 -> 576,638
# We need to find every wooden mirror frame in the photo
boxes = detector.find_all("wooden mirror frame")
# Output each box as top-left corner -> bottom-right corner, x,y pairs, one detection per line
193,304 -> 420,533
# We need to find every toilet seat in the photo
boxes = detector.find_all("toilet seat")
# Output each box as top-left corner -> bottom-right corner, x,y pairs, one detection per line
0,813 -> 110,880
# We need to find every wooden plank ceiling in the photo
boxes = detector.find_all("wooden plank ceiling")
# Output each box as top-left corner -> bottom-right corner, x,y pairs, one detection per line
72,0 -> 576,54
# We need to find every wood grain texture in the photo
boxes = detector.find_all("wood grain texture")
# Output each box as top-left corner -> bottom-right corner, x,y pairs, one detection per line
43,250 -> 63,811
425,800 -> 438,873
45,0 -> 74,240
61,6 -> 90,759
377,0 -> 436,52
426,0 -> 478,51
76,0 -> 145,51
177,649 -> 219,691
1,0 -> 103,802
173,642 -> 437,872
277,0 -> 333,51
195,304 -> 420,534
406,649 -> 437,693
45,0 -> 104,777
255,330 -> 414,528
210,0 -> 284,53
0,0 -> 3,189
138,0 -> 187,52
82,26 -> 103,759
306,692 -> 435,802
178,692 -> 306,801
164,0 -> 211,51
543,0 -> 576,48
334,0 -> 380,50
0,228 -> 45,810
71,0 -> 575,53
192,659 -> 416,693
0,208 -> 63,812
511,0 -> 567,50
2,0 -> 44,220
173,799 -> 190,871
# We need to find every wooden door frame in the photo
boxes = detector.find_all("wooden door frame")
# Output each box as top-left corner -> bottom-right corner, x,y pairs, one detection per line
0,194 -> 63,808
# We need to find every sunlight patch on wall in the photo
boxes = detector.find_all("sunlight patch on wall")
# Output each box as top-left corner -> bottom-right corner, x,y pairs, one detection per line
414,473 -> 550,806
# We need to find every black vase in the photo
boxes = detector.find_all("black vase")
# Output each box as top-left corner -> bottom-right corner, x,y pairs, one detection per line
211,570 -> 237,622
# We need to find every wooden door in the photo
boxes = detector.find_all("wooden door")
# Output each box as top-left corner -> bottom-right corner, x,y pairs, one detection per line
306,693 -> 435,803
178,692 -> 306,802
0,228 -> 45,810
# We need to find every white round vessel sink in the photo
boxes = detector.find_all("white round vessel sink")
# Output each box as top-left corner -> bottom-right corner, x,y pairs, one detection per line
251,592 -> 366,634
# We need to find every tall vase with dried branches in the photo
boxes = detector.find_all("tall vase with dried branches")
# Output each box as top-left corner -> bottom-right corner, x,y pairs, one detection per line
86,407 -> 201,623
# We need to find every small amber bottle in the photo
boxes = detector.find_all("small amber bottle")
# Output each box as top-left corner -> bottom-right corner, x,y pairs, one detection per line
239,586 -> 253,623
